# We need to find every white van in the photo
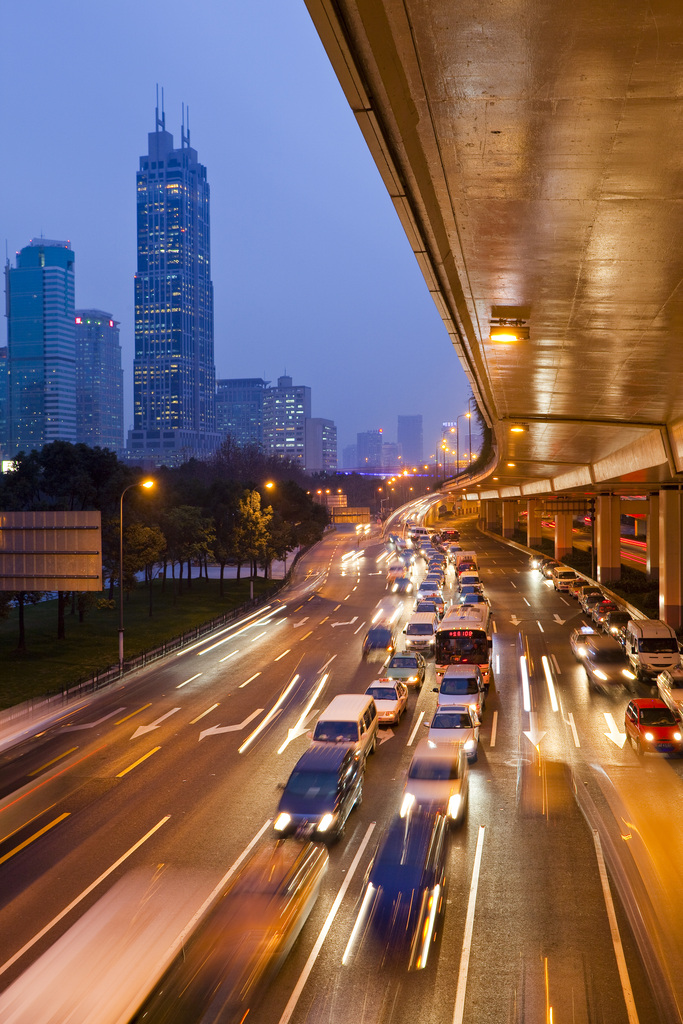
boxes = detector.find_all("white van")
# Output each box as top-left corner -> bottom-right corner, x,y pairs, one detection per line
624,620 -> 681,679
403,611 -> 438,654
311,694 -> 379,762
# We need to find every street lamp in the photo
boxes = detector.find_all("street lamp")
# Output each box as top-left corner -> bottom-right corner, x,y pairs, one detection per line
119,479 -> 154,669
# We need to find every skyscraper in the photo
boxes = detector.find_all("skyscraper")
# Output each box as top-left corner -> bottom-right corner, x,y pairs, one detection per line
398,414 -> 423,467
263,375 -> 311,464
216,377 -> 269,447
128,99 -> 219,461
75,310 -> 124,451
5,239 -> 76,455
356,429 -> 383,470
304,417 -> 337,472
0,347 -> 8,457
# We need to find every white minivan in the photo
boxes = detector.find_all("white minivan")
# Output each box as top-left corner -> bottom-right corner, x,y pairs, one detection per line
311,694 -> 379,763
403,611 -> 438,655
624,620 -> 681,680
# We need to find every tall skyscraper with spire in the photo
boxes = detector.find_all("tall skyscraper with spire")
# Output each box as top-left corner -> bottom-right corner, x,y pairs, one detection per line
128,93 -> 219,461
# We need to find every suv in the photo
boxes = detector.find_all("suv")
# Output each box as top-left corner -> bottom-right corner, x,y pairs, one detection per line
432,664 -> 486,717
274,745 -> 363,841
362,623 -> 397,662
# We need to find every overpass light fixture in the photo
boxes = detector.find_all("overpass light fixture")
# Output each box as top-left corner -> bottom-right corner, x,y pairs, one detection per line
506,462 -> 516,467
510,424 -> 527,434
489,318 -> 529,343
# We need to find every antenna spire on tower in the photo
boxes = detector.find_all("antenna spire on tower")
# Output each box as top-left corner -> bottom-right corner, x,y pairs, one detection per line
155,84 -> 166,131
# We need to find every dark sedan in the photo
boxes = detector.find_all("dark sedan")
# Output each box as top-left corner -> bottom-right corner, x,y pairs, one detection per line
362,624 -> 397,661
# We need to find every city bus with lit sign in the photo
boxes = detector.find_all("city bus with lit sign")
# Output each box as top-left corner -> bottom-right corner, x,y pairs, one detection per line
435,604 -> 493,688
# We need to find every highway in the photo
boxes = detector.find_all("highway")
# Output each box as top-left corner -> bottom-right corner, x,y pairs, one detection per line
0,520 -> 679,1022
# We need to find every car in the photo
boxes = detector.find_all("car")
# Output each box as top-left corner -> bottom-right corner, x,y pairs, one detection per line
432,664 -> 486,717
346,809 -> 449,971
656,668 -> 683,717
591,599 -> 619,626
460,593 -> 489,606
568,577 -> 588,599
415,587 -> 445,615
569,625 -> 597,660
540,560 -> 561,578
580,589 -> 606,614
529,554 -> 545,570
582,634 -> 636,692
577,585 -> 603,610
274,745 -> 364,841
414,599 -> 443,619
401,739 -> 468,825
624,698 -> 683,756
362,623 -> 397,661
426,705 -> 480,761
391,575 -> 414,595
552,567 -> 581,592
602,610 -> 632,641
425,571 -> 446,588
458,571 -> 481,590
457,583 -> 484,603
364,680 -> 409,725
384,651 -> 426,688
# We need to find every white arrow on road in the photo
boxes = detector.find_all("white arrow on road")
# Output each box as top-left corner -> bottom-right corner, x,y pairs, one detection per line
553,614 -> 566,625
63,708 -> 126,731
332,616 -> 358,628
523,711 -> 546,748
510,614 -> 521,626
292,617 -> 309,628
280,709 -> 319,749
131,707 -> 181,740
199,708 -> 264,742
377,728 -> 394,745
603,712 -> 627,748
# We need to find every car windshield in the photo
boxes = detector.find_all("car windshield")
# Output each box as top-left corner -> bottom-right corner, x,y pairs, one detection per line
390,657 -> 417,668
416,603 -> 437,613
639,638 -> 679,653
313,721 -> 358,742
463,595 -> 485,604
407,623 -> 433,635
591,650 -> 627,664
285,771 -> 338,799
408,758 -> 461,780
431,712 -> 471,730
441,677 -> 479,695
639,707 -> 678,726
366,686 -> 398,701
367,628 -> 391,644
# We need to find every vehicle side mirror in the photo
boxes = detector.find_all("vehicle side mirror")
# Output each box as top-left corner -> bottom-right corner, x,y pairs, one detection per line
432,687 -> 439,693
423,721 -> 430,727
402,627 -> 407,634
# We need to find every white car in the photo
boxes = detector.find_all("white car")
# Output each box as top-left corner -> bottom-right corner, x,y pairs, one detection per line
364,680 -> 409,726
401,739 -> 468,825
656,668 -> 683,719
425,705 -> 480,762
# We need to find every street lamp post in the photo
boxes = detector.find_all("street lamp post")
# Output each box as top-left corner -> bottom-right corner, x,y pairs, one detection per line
119,479 -> 154,670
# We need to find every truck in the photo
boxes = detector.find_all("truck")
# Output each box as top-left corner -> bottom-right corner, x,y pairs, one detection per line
455,550 -> 478,574
624,619 -> 681,680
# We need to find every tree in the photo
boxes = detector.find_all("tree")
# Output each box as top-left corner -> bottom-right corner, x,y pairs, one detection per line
123,522 -> 167,616
233,490 -> 273,578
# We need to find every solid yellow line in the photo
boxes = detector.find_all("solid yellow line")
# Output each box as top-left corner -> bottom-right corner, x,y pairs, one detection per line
0,813 -> 71,866
299,631 -> 313,642
190,703 -> 220,725
28,747 -> 78,777
0,803 -> 58,846
116,746 -> 161,778
115,703 -> 152,725
319,616 -> 329,624
293,604 -> 304,612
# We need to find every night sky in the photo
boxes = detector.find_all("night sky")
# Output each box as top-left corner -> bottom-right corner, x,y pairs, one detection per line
0,1 -> 472,458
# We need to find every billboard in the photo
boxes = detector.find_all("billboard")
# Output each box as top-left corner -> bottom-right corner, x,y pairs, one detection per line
0,511 -> 102,591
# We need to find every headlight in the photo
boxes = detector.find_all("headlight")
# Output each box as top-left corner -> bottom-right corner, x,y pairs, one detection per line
400,792 -> 415,818
674,732 -> 682,741
408,675 -> 417,682
448,794 -> 461,819
318,813 -> 335,833
274,813 -> 291,832
594,669 -> 608,681
622,669 -> 636,680
577,646 -> 587,658
464,738 -> 475,750
644,732 -> 654,742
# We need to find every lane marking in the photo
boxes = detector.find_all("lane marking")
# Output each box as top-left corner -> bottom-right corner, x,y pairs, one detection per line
250,631 -> 267,643
559,596 -> 571,606
200,709 -> 264,740
28,747 -> 78,778
520,655 -> 531,713
116,746 -> 161,778
353,620 -> 366,635
0,745 -> 107,817
495,654 -> 500,673
274,649 -> 291,662
181,606 -> 273,655
293,604 -> 304,612
278,823 -> 376,1024
523,598 -> 531,607
239,675 -> 300,754
490,711 -> 498,748
190,703 -> 220,724
541,655 -> 558,712
551,654 -> 561,674
407,711 -> 425,746
0,814 -> 171,977
131,708 -> 181,740
197,613 -> 279,656
537,620 -> 544,633
452,825 -> 486,1024
510,581 -> 517,588
63,708 -> 126,732
239,672 -> 261,688
0,812 -> 70,866
333,604 -> 341,611
116,704 -> 152,725
176,673 -> 202,689
299,631 -> 313,641
343,594 -> 350,600
568,712 -> 580,747
592,830 -> 640,1024
219,650 -> 239,663
492,621 -> 497,633
319,616 -> 329,624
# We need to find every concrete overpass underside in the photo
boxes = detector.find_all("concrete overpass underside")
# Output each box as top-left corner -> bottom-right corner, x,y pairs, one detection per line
305,0 -> 683,622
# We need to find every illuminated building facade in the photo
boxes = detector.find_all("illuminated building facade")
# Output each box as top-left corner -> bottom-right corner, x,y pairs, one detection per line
216,377 -> 269,447
356,429 -> 383,470
75,310 -> 124,451
263,375 -> 311,464
128,101 -> 219,461
5,239 -> 76,455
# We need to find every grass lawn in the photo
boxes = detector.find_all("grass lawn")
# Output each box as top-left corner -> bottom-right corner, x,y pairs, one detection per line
0,575 -> 276,709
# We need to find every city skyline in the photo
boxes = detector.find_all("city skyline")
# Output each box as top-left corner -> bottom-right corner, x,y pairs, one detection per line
0,1 -> 472,458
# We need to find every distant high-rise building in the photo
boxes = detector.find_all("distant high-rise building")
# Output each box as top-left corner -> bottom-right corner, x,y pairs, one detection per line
0,347 -> 8,456
398,414 -> 423,467
216,377 -> 269,447
128,100 -> 219,462
75,310 -> 124,451
305,417 -> 337,473
356,429 -> 383,470
5,238 -> 76,455
342,444 -> 357,471
263,375 -> 311,464
381,442 -> 400,472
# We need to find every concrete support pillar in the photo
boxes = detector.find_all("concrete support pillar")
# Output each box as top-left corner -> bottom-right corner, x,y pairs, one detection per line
647,494 -> 659,578
502,501 -> 517,539
554,511 -> 573,562
596,495 -> 621,584
484,500 -> 499,531
527,499 -> 542,549
659,489 -> 683,628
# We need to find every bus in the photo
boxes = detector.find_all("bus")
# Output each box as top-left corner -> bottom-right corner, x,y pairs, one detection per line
434,603 -> 493,688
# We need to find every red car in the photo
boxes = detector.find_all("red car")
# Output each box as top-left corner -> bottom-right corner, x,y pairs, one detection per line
624,698 -> 683,756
